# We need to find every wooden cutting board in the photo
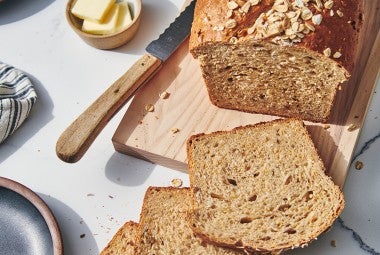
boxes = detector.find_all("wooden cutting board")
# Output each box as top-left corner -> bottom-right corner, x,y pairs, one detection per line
113,1 -> 380,188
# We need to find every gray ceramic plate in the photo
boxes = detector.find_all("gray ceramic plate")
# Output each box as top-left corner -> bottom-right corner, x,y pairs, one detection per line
0,177 -> 63,255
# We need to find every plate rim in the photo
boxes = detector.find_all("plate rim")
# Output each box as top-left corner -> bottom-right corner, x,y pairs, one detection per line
0,176 -> 63,255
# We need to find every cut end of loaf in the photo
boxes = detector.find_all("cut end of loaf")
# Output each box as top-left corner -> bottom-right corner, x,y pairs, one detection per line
192,40 -> 349,122
187,118 -> 344,253
189,0 -> 362,123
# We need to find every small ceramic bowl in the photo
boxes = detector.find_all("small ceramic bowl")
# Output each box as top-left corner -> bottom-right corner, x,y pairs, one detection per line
66,0 -> 142,50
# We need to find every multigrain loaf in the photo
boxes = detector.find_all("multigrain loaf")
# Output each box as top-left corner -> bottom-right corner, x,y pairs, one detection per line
187,118 -> 344,254
99,221 -> 138,255
189,0 -> 363,122
134,187 -> 244,255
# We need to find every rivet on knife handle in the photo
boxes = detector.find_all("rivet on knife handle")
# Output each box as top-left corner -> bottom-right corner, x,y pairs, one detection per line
56,54 -> 161,163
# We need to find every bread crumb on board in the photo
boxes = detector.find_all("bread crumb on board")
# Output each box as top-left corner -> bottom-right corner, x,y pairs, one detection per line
171,127 -> 180,134
330,239 -> 337,247
347,124 -> 358,131
145,104 -> 154,112
159,91 -> 170,99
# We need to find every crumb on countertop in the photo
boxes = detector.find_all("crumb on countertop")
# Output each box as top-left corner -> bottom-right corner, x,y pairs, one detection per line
355,161 -> 364,170
171,178 -> 183,187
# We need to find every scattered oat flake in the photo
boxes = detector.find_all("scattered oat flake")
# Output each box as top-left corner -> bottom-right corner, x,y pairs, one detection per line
333,52 -> 342,59
331,240 -> 337,247
323,124 -> 330,130
171,127 -> 180,134
250,0 -> 260,5
171,178 -> 183,187
323,48 -> 331,57
324,0 -> 334,9
159,91 -> 170,99
229,36 -> 238,43
226,19 -> 237,29
227,1 -> 239,10
355,161 -> 364,170
240,2 -> 250,13
80,234 -> 86,238
337,10 -> 344,17
226,9 -> 233,18
145,104 -> 154,112
312,14 -> 322,25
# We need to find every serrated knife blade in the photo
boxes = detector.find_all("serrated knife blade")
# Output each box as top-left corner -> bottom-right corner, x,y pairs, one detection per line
146,0 -> 196,62
56,0 -> 197,163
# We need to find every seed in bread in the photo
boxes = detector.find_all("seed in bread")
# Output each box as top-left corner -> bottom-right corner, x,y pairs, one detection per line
189,0 -> 362,122
187,118 -> 345,254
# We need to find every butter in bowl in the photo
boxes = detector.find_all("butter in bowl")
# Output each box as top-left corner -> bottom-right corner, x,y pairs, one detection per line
66,0 -> 142,49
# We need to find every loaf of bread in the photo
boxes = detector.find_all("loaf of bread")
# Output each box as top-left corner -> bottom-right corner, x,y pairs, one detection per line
189,0 -> 362,122
99,221 -> 138,255
134,187 -> 244,255
187,118 -> 344,254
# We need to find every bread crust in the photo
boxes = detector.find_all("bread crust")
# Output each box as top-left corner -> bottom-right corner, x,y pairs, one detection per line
190,0 -> 363,73
189,0 -> 363,122
100,221 -> 138,255
135,186 -> 246,254
187,118 -> 345,254
134,187 -> 190,254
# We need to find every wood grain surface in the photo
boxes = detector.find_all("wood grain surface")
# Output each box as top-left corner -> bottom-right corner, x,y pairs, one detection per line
112,1 -> 380,188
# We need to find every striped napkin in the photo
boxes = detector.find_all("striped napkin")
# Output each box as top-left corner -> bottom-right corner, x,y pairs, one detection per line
0,62 -> 37,143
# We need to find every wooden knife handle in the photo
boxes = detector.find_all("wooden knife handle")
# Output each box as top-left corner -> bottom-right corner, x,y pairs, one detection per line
56,54 -> 162,163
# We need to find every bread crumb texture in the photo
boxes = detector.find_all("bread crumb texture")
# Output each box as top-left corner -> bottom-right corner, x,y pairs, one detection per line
134,187 -> 243,254
187,118 -> 344,253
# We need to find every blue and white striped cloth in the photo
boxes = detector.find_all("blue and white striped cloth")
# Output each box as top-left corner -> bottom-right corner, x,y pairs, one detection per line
0,62 -> 37,143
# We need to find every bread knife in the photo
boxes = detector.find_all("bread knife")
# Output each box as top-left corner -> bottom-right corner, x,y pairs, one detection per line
56,0 -> 196,163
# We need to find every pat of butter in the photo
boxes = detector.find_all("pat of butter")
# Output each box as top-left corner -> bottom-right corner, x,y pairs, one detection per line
115,1 -> 133,32
82,4 -> 120,35
71,0 -> 114,22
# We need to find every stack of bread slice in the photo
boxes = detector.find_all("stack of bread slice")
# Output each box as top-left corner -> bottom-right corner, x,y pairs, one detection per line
100,118 -> 344,254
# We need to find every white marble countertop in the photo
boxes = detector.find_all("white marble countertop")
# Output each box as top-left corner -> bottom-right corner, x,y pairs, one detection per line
0,0 -> 379,254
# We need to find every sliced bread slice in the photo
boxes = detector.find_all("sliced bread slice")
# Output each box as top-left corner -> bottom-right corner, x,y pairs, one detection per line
134,187 -> 243,255
100,221 -> 138,255
187,118 -> 344,254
